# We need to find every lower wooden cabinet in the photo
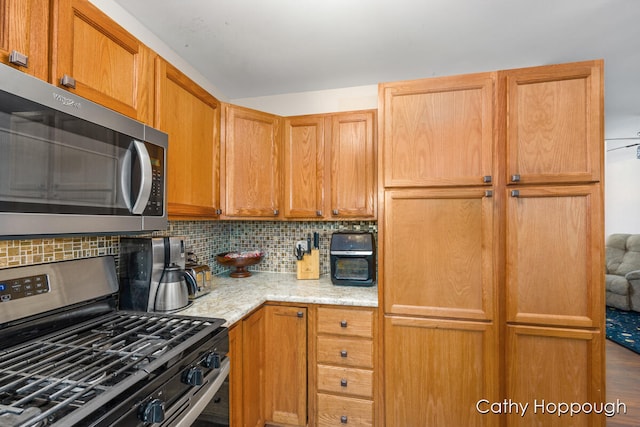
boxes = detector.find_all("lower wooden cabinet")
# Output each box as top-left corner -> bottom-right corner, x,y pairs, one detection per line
242,308 -> 266,427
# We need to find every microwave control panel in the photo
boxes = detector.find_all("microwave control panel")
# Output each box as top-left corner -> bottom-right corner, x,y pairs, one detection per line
0,274 -> 50,302
143,142 -> 165,216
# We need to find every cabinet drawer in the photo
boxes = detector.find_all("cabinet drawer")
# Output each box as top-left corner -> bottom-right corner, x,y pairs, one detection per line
317,393 -> 373,427
317,336 -> 373,368
317,365 -> 373,398
317,307 -> 373,338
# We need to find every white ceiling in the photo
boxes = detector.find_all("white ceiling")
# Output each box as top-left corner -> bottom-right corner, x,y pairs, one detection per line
111,0 -> 640,138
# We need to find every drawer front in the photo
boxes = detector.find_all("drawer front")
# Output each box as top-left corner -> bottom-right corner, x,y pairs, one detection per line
317,365 -> 373,398
317,307 -> 374,338
317,393 -> 373,427
317,336 -> 373,368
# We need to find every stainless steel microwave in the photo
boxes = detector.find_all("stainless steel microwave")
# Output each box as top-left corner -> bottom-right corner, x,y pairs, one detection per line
0,64 -> 168,238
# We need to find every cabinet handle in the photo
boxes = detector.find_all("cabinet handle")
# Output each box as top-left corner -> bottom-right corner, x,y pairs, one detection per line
332,209 -> 339,215
340,378 -> 348,387
316,210 -> 323,216
485,190 -> 493,197
483,175 -> 492,183
340,350 -> 348,358
297,311 -> 304,318
511,174 -> 521,182
511,190 -> 520,197
60,74 -> 76,89
9,50 -> 28,68
341,415 -> 348,424
273,209 -> 279,216
215,209 -> 222,215
340,320 -> 348,328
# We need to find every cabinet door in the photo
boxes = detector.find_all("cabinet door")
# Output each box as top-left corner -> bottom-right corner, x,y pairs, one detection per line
156,59 -> 221,219
379,73 -> 494,187
283,115 -> 325,218
384,188 -> 496,321
222,104 -> 281,218
229,324 -> 243,427
503,60 -> 603,185
506,325 -> 605,427
0,0 -> 49,79
52,0 -> 155,123
242,309 -> 265,427
264,305 -> 307,426
329,111 -> 376,218
505,185 -> 604,328
384,316 -> 499,427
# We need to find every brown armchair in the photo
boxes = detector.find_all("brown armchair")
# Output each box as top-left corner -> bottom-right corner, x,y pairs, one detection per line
606,233 -> 640,311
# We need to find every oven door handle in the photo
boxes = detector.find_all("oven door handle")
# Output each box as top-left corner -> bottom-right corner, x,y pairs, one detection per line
173,357 -> 230,427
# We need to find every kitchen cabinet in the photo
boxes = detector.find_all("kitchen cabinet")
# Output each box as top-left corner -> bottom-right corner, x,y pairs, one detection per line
229,324 -> 243,427
155,58 -> 221,219
242,308 -> 266,427
221,104 -> 282,218
264,305 -> 308,426
52,0 -> 155,123
313,306 -> 377,427
378,60 -> 604,425
0,0 -> 49,80
283,110 -> 377,220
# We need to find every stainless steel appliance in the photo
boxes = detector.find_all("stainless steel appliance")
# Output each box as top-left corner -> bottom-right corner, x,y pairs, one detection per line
0,256 -> 229,427
185,263 -> 213,299
0,63 -> 168,237
119,237 -> 197,313
330,231 -> 376,286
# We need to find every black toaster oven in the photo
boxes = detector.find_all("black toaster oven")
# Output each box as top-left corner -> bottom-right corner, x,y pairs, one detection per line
330,231 -> 376,286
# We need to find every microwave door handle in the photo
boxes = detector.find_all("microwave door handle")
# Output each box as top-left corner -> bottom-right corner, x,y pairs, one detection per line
121,147 -> 133,212
130,140 -> 153,214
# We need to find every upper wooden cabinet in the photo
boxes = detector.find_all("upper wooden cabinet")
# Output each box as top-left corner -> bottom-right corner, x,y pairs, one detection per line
221,104 -> 281,218
283,115 -> 326,218
502,60 -> 603,185
283,110 -> 377,220
52,0 -> 155,123
379,72 -> 495,188
0,0 -> 49,80
155,58 -> 221,219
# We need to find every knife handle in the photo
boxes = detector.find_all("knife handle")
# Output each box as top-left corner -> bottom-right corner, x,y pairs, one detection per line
313,232 -> 319,249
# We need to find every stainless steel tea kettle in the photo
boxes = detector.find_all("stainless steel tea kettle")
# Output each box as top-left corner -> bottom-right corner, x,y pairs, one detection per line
154,264 -> 198,312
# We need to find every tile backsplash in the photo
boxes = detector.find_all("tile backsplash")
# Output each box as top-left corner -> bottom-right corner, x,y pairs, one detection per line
0,220 -> 377,275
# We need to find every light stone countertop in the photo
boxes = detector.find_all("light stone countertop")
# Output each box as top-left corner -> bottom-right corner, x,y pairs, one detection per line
177,272 -> 378,327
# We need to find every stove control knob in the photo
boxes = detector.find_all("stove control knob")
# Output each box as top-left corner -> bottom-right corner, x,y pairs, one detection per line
202,352 -> 221,369
183,366 -> 204,386
139,398 -> 165,423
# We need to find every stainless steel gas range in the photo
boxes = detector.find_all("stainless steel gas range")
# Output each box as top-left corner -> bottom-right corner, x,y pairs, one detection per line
0,256 -> 229,427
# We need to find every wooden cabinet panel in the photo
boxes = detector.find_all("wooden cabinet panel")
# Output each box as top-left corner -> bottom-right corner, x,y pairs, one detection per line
317,306 -> 374,338
222,104 -> 281,218
0,0 -> 49,79
228,324 -> 243,427
380,72 -> 494,187
506,325 -> 605,426
503,60 -> 603,185
156,58 -> 221,219
384,316 -> 499,427
242,309 -> 265,427
329,111 -> 376,218
283,115 -> 325,218
52,0 -> 154,123
383,188 -> 495,320
264,305 -> 307,426
317,336 -> 373,369
317,365 -> 373,398
317,393 -> 373,427
506,185 -> 604,327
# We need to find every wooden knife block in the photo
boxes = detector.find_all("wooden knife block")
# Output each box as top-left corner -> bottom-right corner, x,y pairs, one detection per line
297,249 -> 319,280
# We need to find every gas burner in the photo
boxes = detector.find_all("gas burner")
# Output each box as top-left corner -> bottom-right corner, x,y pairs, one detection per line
0,406 -> 46,427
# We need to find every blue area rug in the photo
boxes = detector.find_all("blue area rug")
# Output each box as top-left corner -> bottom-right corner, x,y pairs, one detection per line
606,307 -> 640,354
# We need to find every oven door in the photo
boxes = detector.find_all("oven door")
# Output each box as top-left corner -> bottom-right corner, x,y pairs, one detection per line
177,359 -> 230,427
330,255 -> 375,286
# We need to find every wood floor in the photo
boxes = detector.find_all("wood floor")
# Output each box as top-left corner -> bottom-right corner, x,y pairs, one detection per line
606,339 -> 640,426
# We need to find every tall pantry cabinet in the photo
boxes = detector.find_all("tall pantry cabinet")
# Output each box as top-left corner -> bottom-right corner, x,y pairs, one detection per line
378,60 -> 604,426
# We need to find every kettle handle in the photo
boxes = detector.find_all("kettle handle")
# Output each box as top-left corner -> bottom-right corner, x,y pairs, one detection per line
182,270 -> 198,296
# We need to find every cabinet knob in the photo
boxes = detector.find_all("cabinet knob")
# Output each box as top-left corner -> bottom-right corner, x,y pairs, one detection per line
511,190 -> 520,197
297,311 -> 304,318
273,209 -> 279,216
482,175 -> 492,183
332,209 -> 339,215
340,350 -> 348,358
341,415 -> 348,424
316,210 -> 323,216
511,174 -> 521,182
60,74 -> 76,89
485,190 -> 493,197
9,50 -> 28,68
340,320 -> 348,328
340,378 -> 348,387
215,209 -> 222,215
